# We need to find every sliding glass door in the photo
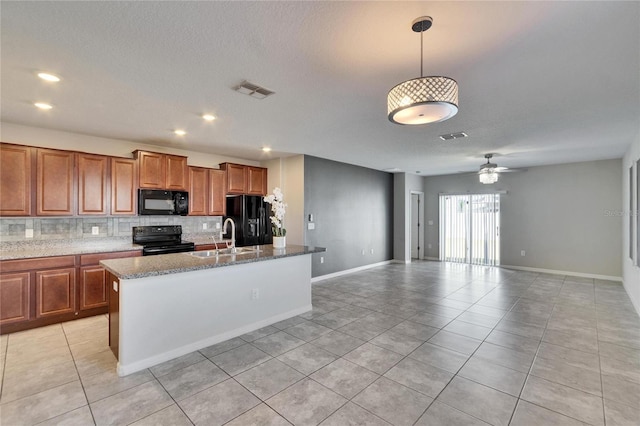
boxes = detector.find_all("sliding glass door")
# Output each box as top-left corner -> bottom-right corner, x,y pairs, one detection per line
439,193 -> 500,266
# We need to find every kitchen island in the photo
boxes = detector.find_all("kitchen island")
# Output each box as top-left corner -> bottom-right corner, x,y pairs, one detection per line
101,245 -> 325,376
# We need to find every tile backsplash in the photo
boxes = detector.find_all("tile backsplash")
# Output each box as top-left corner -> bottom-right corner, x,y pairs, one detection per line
0,216 -> 223,241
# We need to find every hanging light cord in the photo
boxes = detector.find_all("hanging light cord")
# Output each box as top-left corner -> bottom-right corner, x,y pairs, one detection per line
420,21 -> 424,77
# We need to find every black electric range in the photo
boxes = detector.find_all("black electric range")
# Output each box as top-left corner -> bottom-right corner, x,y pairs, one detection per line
132,225 -> 195,256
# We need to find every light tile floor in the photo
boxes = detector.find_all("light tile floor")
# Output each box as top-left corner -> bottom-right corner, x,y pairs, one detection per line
1,261 -> 639,425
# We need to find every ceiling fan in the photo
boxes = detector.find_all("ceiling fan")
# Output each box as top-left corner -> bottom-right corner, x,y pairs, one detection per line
477,154 -> 524,184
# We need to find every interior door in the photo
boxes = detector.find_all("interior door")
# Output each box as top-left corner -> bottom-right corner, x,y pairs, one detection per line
411,193 -> 422,259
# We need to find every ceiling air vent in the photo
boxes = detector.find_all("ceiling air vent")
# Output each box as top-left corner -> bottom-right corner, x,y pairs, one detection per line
439,132 -> 468,141
233,80 -> 275,99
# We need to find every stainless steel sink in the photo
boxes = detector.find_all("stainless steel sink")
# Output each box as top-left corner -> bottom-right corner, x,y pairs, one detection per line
188,247 -> 260,258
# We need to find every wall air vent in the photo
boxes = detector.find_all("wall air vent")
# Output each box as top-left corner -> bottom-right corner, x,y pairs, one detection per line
439,132 -> 468,141
233,80 -> 275,99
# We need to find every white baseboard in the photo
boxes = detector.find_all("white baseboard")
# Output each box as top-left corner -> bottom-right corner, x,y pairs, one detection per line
312,260 -> 393,283
501,264 -> 622,282
424,257 -> 440,261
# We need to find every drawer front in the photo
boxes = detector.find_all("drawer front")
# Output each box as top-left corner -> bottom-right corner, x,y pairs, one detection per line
80,250 -> 141,266
1,256 -> 76,274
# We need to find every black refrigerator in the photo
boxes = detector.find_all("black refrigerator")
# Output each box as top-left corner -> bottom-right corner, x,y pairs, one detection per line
225,195 -> 273,247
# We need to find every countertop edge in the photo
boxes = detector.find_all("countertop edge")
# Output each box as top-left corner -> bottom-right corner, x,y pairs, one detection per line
101,245 -> 326,280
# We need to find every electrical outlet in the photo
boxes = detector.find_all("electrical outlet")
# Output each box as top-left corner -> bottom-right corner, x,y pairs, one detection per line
216,222 -> 221,229
251,288 -> 259,300
202,223 -> 208,230
320,256 -> 324,264
25,229 -> 34,238
428,220 -> 434,226
370,249 -> 374,254
307,223 -> 315,230
521,250 -> 526,256
361,249 -> 365,255
91,226 -> 99,235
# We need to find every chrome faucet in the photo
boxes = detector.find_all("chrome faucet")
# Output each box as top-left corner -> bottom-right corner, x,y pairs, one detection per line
211,233 -> 220,256
223,218 -> 236,253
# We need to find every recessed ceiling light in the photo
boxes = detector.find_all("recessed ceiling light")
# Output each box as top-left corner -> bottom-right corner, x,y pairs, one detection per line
34,102 -> 53,110
262,147 -> 272,152
174,129 -> 186,136
202,114 -> 216,121
37,72 -> 60,82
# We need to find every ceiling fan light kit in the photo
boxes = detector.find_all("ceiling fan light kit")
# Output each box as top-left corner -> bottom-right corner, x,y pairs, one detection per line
388,16 -> 459,125
479,169 -> 499,184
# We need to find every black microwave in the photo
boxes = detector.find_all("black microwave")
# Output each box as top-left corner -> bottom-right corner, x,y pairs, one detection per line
138,189 -> 189,215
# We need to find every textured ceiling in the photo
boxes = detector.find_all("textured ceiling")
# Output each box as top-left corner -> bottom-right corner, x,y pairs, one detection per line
1,1 -> 639,175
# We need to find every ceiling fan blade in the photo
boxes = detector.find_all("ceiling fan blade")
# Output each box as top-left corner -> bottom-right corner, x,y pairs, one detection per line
498,168 -> 527,173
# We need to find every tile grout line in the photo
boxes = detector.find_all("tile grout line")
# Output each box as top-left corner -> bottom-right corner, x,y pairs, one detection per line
61,322 -> 98,426
594,278 -> 608,426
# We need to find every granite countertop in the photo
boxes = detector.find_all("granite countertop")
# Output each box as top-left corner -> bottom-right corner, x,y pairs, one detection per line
101,244 -> 326,279
0,236 -> 232,261
0,237 -> 142,260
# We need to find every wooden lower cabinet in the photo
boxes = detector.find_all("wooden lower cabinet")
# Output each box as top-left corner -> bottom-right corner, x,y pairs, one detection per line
35,268 -> 76,318
0,272 -> 31,325
0,250 -> 140,334
108,271 -> 119,358
80,266 -> 108,310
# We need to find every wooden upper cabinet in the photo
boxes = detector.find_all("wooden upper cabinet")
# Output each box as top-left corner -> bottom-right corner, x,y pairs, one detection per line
36,148 -> 75,216
221,163 -> 247,194
111,158 -> 137,215
78,153 -> 108,215
188,167 -> 208,216
247,166 -> 267,195
135,150 -> 164,189
165,155 -> 188,191
134,150 -> 187,190
208,169 -> 226,216
0,144 -> 32,216
220,163 -> 267,196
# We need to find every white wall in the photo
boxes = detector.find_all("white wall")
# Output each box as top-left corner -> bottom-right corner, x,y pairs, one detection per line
423,159 -> 623,279
262,155 -> 304,246
622,133 -> 640,314
393,173 -> 424,263
0,122 -> 259,168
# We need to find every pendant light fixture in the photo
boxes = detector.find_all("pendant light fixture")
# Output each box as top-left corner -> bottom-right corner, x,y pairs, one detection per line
388,16 -> 458,125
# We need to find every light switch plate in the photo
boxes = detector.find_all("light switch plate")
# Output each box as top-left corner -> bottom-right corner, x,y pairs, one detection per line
307,223 -> 315,230
25,229 -> 34,238
91,226 -> 99,235
202,223 -> 208,230
216,223 -> 221,229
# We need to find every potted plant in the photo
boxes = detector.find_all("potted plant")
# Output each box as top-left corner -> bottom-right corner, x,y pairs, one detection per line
264,187 -> 287,248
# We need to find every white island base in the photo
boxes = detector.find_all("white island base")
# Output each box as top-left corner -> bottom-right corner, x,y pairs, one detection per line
109,254 -> 312,376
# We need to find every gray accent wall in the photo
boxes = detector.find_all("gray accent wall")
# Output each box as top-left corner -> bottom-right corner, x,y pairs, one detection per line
423,159 -> 623,278
304,156 -> 394,277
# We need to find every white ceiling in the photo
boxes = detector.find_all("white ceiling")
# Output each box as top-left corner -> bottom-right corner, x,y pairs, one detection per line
1,1 -> 639,175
